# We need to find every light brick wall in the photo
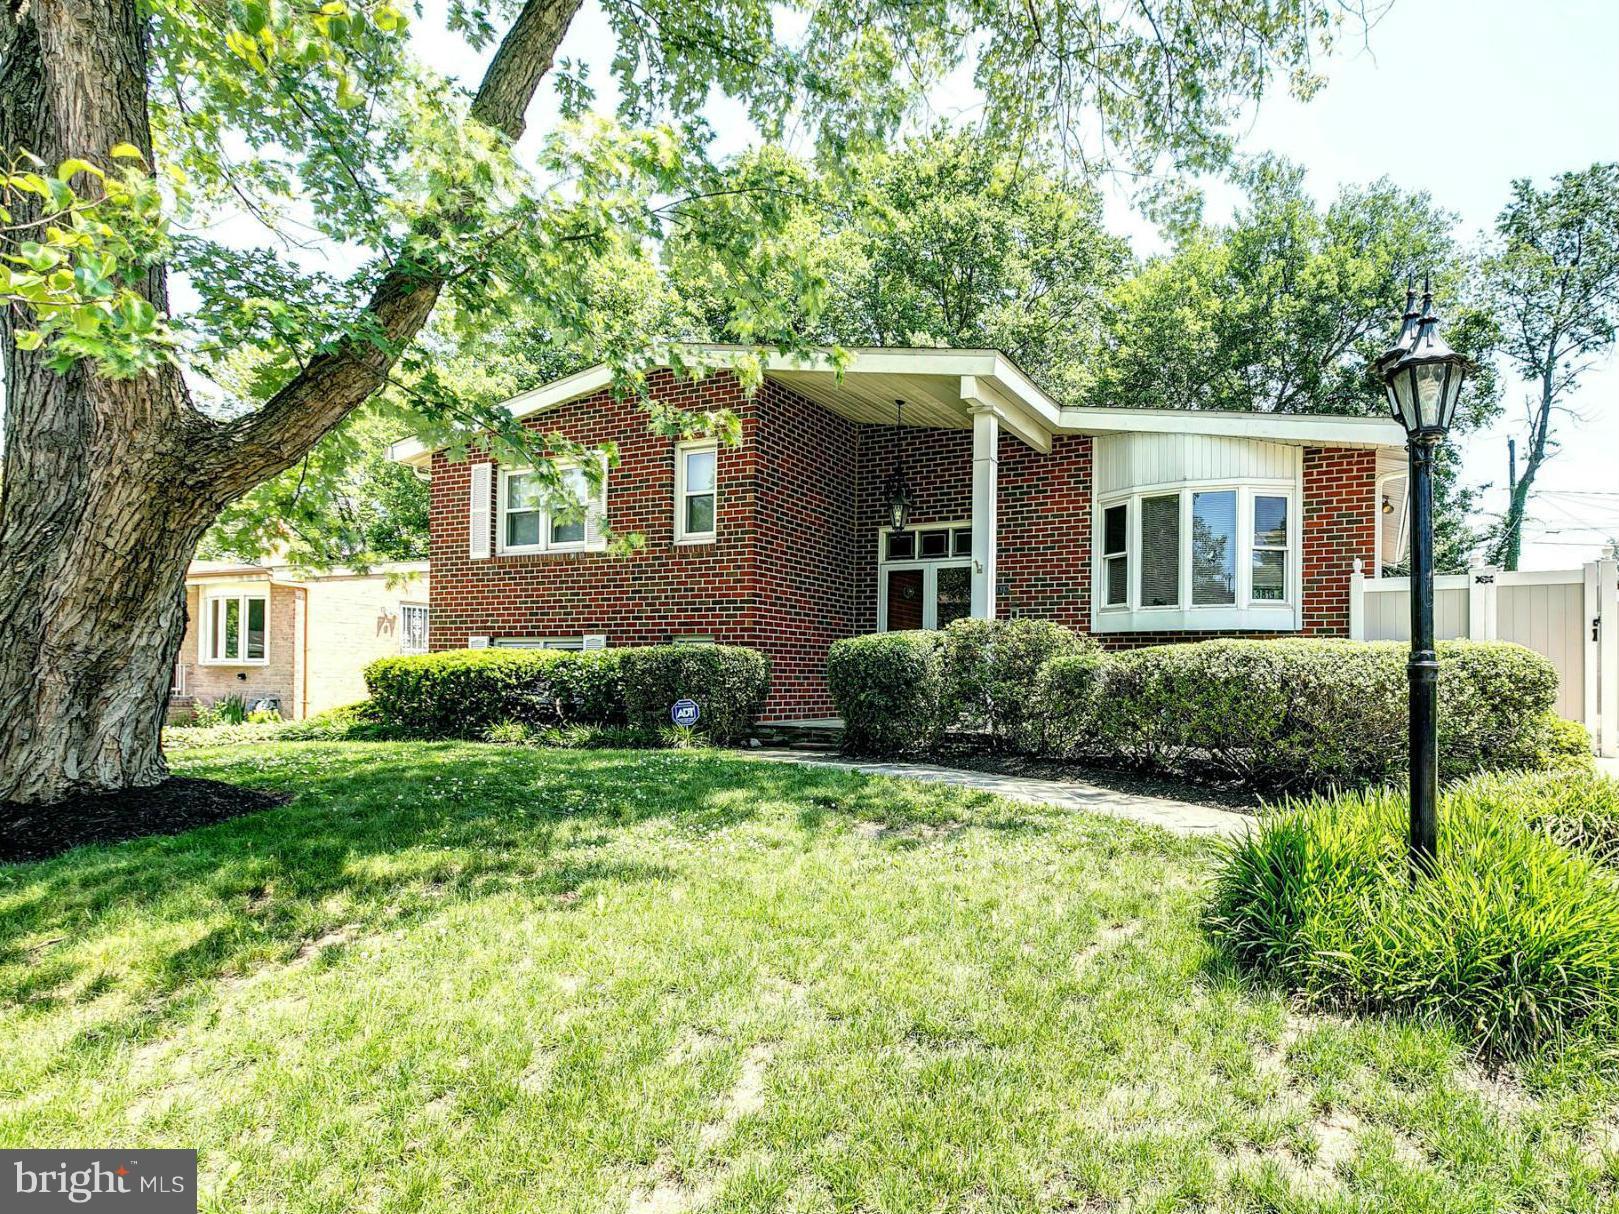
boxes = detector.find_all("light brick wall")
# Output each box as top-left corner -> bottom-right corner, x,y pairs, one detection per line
304,571 -> 431,715
175,583 -> 300,715
174,570 -> 430,720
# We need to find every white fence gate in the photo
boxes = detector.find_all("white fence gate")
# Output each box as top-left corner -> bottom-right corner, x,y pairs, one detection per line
1349,559 -> 1619,758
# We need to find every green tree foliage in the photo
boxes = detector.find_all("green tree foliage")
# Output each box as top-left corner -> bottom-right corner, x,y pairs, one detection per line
198,406 -> 429,567
668,134 -> 1133,401
1090,160 -> 1501,570
1480,164 -> 1619,570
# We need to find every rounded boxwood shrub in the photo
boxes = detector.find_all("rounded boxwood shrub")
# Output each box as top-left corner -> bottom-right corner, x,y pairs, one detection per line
1207,770 -> 1619,1058
828,631 -> 946,756
616,644 -> 770,744
941,618 -> 1093,753
1039,649 -> 1109,757
1079,638 -> 1563,790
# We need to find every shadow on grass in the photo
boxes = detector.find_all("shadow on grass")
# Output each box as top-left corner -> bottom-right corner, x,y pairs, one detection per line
0,744 -> 1047,1030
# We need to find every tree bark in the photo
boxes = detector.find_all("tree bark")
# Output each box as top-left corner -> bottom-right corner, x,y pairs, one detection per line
0,0 -> 581,806
1492,343 -> 1558,572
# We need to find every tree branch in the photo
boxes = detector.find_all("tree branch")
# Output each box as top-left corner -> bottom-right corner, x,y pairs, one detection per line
202,0 -> 583,500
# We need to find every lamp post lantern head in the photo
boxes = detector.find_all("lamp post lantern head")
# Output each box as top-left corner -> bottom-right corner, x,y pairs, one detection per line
884,399 -> 914,533
1377,276 -> 1476,441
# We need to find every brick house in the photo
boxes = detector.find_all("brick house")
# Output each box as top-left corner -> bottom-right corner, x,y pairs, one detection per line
172,559 -> 431,720
390,347 -> 1410,723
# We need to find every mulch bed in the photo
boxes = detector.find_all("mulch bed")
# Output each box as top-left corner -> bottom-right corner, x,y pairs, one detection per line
0,778 -> 290,863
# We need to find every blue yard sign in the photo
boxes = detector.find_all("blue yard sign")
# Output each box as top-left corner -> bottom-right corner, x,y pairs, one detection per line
671,698 -> 701,727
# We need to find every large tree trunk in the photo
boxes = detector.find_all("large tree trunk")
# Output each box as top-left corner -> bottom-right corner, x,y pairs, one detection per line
0,0 -> 580,806
0,0 -> 213,804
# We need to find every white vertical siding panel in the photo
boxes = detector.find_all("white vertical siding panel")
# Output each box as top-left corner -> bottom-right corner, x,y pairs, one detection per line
1094,433 -> 1301,494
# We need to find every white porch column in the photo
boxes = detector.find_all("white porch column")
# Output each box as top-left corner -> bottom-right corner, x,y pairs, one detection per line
970,407 -> 999,620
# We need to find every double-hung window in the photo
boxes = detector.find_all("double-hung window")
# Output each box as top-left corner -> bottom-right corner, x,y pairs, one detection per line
201,591 -> 268,664
1101,505 -> 1129,607
1250,495 -> 1290,601
675,441 -> 717,543
1096,484 -> 1296,631
499,461 -> 606,555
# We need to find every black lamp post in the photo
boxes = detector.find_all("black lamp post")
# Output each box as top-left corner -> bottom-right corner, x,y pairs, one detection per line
1375,277 -> 1475,874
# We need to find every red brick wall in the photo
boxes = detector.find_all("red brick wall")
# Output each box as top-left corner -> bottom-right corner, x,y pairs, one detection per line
429,366 -> 1380,722
749,381 -> 858,718
427,369 -> 857,720
997,434 -> 1093,626
429,368 -> 762,654
1301,447 -> 1378,636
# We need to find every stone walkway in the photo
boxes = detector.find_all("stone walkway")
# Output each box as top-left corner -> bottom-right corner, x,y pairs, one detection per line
746,749 -> 1254,838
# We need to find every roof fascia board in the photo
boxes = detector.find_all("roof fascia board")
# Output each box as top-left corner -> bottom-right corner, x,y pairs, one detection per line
959,375 -> 1052,453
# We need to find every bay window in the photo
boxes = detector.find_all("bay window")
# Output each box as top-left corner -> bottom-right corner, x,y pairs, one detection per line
1094,483 -> 1298,631
201,591 -> 268,664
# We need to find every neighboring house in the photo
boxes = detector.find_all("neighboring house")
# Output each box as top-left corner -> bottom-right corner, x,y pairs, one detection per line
389,346 -> 1408,722
171,559 -> 431,721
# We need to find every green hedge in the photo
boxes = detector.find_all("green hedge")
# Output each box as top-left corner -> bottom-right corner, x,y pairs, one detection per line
828,628 -> 1579,784
1040,650 -> 1109,757
942,618 -> 1093,753
365,648 -> 625,737
1208,769 -> 1619,1058
1080,638 -> 1566,789
828,631 -> 946,755
364,644 -> 768,742
616,645 -> 769,743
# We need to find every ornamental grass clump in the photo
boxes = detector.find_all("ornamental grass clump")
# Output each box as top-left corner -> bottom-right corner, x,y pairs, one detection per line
1207,770 -> 1619,1059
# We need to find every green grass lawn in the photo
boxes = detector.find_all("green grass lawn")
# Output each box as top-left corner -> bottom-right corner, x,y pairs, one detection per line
3,743 -> 1615,1213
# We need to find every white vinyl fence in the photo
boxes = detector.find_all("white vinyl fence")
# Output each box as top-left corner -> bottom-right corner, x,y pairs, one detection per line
1349,559 -> 1619,757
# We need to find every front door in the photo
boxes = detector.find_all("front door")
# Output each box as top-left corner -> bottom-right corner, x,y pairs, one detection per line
880,561 -> 972,631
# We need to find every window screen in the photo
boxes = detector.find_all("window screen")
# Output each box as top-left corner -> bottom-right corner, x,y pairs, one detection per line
1139,494 -> 1181,607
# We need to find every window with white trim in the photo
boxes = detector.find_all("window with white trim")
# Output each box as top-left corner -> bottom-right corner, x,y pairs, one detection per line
200,592 -> 268,664
400,604 -> 430,654
498,461 -> 606,555
675,441 -> 717,542
1095,483 -> 1298,631
1251,496 -> 1290,601
1101,505 -> 1128,607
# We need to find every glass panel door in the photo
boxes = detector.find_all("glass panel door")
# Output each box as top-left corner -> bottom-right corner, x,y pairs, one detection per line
884,568 -> 925,630
935,565 -> 971,629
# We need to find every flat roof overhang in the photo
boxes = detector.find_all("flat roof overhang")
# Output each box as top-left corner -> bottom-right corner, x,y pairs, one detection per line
388,344 -> 1409,467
